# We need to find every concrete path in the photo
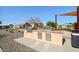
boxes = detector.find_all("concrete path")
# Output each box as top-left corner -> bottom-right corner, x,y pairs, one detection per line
14,37 -> 62,52
14,31 -> 79,52
14,36 -> 79,52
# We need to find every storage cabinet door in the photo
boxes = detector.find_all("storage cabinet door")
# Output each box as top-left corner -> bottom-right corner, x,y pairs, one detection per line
38,32 -> 42,39
46,33 -> 51,41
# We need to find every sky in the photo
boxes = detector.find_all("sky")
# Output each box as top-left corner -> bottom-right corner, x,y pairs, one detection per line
0,6 -> 77,25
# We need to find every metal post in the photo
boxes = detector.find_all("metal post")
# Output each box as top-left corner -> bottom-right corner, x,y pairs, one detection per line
71,6 -> 79,48
55,14 -> 57,29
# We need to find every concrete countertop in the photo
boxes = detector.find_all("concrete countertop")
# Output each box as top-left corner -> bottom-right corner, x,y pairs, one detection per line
25,29 -> 63,34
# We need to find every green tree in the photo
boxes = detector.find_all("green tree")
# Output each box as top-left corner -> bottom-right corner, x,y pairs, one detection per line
58,25 -> 62,29
46,21 -> 56,28
72,22 -> 77,29
66,23 -> 73,27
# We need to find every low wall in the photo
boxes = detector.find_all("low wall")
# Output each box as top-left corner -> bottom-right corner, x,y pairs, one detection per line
24,30 -> 63,47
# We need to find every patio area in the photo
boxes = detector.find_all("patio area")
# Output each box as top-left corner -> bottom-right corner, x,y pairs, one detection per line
14,31 -> 79,52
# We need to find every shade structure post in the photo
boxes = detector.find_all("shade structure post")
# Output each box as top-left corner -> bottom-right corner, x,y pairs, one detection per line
77,6 -> 79,31
71,6 -> 79,48
55,14 -> 57,29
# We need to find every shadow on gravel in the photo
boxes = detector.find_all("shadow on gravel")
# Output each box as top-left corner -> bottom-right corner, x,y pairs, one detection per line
0,34 -> 7,39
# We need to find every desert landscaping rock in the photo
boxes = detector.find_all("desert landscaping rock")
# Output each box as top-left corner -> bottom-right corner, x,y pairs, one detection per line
0,30 -> 37,52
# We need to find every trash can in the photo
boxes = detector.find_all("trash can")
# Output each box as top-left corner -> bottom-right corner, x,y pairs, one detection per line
71,32 -> 79,48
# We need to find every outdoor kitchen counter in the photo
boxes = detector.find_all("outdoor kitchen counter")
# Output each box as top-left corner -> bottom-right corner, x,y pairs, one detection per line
32,30 -> 63,34
24,30 -> 63,47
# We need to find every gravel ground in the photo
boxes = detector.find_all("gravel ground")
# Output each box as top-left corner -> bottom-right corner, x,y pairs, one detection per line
0,29 -> 37,52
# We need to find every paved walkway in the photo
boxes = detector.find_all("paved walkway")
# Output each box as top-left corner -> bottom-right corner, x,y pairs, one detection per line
14,31 -> 79,52
14,37 -> 62,52
14,37 -> 79,52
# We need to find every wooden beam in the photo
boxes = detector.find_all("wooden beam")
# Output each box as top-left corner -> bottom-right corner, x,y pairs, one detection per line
73,6 -> 79,32
77,6 -> 79,30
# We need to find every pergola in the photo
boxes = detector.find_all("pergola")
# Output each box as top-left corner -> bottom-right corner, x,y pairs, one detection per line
55,7 -> 79,32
